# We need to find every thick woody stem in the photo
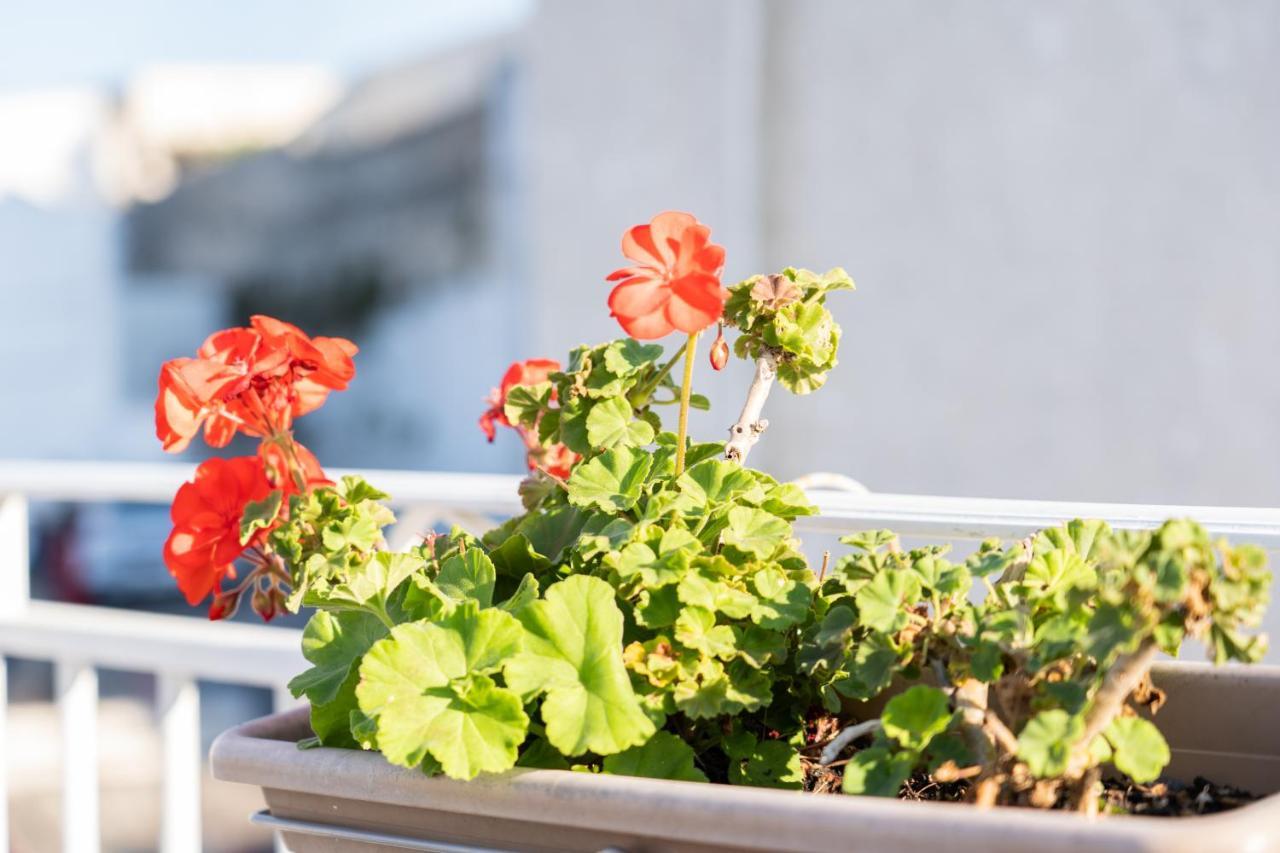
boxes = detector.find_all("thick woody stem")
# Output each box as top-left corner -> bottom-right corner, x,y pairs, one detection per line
954,679 -> 997,768
724,351 -> 777,464
1075,638 -> 1160,761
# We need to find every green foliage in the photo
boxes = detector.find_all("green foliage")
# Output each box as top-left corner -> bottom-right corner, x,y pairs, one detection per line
803,517 -> 1270,806
257,271 -> 1269,810
603,731 -> 708,782
723,267 -> 853,394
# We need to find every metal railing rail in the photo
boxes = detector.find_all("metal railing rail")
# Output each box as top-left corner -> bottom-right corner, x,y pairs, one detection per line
2,459 -> 1279,853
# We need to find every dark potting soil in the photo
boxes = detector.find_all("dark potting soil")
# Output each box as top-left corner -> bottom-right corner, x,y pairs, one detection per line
1097,776 -> 1259,816
801,755 -> 1257,815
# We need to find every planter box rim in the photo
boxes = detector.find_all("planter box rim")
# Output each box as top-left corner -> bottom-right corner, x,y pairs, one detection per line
213,660 -> 1280,853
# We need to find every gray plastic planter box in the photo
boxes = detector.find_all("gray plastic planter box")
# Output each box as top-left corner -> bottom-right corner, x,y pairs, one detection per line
211,661 -> 1280,853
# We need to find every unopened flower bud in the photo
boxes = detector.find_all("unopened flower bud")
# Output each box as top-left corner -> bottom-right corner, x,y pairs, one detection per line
267,587 -> 288,621
251,586 -> 273,622
208,588 -> 242,621
709,325 -> 729,371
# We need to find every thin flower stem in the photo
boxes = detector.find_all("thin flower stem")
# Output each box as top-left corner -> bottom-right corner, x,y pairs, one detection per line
631,339 -> 689,403
674,331 -> 700,475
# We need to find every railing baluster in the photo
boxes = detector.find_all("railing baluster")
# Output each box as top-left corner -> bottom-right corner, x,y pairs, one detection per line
0,493 -> 30,618
56,660 -> 99,853
158,674 -> 201,853
0,655 -> 9,853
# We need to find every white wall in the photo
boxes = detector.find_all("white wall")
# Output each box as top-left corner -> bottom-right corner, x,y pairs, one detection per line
518,0 -> 1280,506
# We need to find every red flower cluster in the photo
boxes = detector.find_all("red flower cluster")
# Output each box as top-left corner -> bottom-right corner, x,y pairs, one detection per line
479,359 -> 578,479
164,456 -> 272,608
607,211 -> 726,340
156,315 -> 357,454
157,315 -> 355,620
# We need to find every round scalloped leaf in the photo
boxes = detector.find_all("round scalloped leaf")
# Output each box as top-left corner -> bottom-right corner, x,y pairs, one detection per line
881,685 -> 954,751
586,396 -> 655,450
566,447 -> 652,512
355,605 -> 527,778
504,575 -> 655,756
841,746 -> 915,797
1016,710 -> 1082,779
1104,717 -> 1170,784
602,731 -> 708,782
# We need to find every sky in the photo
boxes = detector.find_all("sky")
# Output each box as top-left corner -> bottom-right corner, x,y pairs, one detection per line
0,0 -> 535,91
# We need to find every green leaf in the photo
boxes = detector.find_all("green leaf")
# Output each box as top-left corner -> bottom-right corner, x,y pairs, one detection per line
497,573 -> 539,615
1104,717 -> 1170,784
307,667 -> 361,747
311,551 -> 425,616
586,396 -> 655,449
288,610 -> 387,705
721,507 -> 790,559
749,567 -> 811,630
240,490 -> 283,545
322,512 -> 382,553
517,506 -> 589,565
603,731 -> 708,782
676,571 -> 756,620
487,533 -> 548,578
833,637 -> 898,700
797,604 -> 855,676
1023,550 -> 1095,601
674,607 -> 738,659
676,460 -> 762,510
738,626 -> 788,669
603,339 -> 664,375
502,382 -> 553,429
504,576 -> 655,756
758,482 -> 817,519
356,603 -> 527,779
611,540 -> 689,589
558,398 -> 591,453
1017,710 -> 1082,778
516,737 -> 571,770
635,584 -> 682,628
854,570 -> 922,633
436,549 -> 496,608
840,530 -> 899,552
1086,602 -> 1139,663
725,736 -> 803,790
881,685 -> 954,751
566,447 -> 652,512
841,746 -> 915,797
339,476 -> 390,504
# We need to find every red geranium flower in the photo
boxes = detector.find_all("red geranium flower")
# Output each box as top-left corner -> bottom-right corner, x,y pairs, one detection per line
155,316 -> 357,454
529,441 -> 578,480
259,439 -> 331,494
479,358 -> 561,442
607,211 -> 726,340
163,456 -> 274,609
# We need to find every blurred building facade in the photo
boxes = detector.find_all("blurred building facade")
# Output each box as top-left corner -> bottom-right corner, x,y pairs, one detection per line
3,0 -> 1280,506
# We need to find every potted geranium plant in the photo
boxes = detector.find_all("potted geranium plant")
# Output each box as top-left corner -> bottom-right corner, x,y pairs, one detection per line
156,213 -> 1278,851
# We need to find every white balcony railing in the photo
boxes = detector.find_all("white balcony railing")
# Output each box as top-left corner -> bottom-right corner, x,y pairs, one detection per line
2,459 -> 1279,853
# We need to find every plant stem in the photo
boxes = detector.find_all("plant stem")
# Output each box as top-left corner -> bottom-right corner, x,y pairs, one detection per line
724,350 -> 777,464
631,339 -> 689,404
1070,637 -> 1160,775
674,331 -> 700,475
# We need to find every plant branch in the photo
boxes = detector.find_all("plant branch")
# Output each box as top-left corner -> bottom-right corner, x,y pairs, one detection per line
954,678 -> 998,778
724,350 -> 777,464
819,718 -> 882,764
1072,637 -> 1160,770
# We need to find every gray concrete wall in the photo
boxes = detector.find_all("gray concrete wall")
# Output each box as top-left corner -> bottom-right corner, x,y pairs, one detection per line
518,0 -> 1280,506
